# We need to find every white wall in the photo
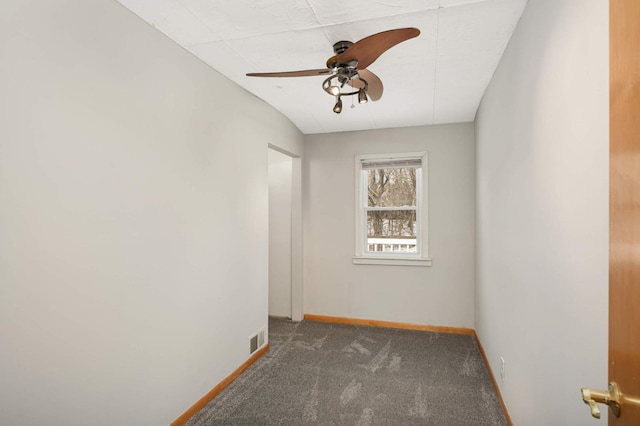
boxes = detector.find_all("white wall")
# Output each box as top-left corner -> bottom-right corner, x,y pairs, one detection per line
0,1 -> 303,425
268,149 -> 293,318
475,0 -> 608,424
304,124 -> 475,328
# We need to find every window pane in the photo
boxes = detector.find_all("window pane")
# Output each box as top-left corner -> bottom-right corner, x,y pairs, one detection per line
366,210 -> 417,253
367,167 -> 417,207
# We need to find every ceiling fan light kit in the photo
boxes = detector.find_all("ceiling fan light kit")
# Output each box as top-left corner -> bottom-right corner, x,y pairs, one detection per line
246,28 -> 420,114
322,70 -> 368,113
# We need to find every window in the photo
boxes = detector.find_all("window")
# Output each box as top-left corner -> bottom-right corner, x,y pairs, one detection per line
353,152 -> 431,266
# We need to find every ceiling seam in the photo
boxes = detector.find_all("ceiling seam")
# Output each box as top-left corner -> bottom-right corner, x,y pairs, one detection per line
431,4 -> 441,124
184,9 -> 438,48
173,0 -> 220,40
181,0 -> 492,47
303,0 -> 332,48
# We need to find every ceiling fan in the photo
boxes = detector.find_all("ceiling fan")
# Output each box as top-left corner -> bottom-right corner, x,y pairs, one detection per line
246,28 -> 420,114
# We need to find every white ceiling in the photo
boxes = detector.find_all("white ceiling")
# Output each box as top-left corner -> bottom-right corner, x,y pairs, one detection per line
117,0 -> 527,134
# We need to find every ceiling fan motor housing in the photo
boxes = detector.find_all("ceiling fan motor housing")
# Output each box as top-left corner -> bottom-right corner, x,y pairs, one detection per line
332,40 -> 353,54
328,41 -> 356,69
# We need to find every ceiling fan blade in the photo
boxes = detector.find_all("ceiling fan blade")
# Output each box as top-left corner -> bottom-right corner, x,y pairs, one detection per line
334,28 -> 420,70
347,70 -> 383,101
358,69 -> 383,101
246,69 -> 332,78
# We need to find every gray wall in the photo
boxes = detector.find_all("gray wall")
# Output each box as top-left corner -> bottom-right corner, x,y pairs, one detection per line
0,1 -> 302,424
475,0 -> 608,424
304,124 -> 476,328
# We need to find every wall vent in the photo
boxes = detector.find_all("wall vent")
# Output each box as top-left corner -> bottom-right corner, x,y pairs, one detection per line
249,335 -> 258,354
249,326 -> 267,355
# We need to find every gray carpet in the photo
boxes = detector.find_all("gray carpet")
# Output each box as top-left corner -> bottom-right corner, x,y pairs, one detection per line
186,318 -> 507,426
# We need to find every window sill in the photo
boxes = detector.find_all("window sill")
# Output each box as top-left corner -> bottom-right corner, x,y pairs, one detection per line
352,256 -> 433,267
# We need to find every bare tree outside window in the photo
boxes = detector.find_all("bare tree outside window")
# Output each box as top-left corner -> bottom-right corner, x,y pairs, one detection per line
366,166 -> 418,253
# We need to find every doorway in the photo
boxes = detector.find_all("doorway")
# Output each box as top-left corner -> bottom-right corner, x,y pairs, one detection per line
268,148 -> 297,319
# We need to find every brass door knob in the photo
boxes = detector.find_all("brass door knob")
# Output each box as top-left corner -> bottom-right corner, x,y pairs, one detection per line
581,382 -> 621,419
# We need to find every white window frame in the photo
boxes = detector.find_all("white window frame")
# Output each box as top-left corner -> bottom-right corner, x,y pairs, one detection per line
353,152 -> 432,266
